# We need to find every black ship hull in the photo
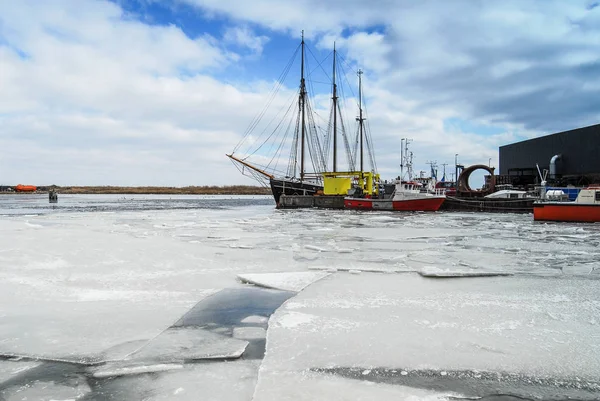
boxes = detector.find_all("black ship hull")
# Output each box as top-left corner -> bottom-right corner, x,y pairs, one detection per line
269,178 -> 323,204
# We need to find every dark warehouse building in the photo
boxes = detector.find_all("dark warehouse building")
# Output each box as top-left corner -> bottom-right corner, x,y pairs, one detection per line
499,124 -> 600,187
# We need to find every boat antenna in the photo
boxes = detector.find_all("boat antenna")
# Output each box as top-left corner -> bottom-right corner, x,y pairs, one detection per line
408,148 -> 413,180
427,161 -> 437,180
536,163 -> 547,186
332,42 -> 338,173
357,69 -> 365,176
300,30 -> 306,181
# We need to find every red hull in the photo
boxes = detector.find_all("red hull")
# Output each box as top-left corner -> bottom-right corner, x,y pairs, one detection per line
534,203 -> 600,222
344,197 -> 445,211
344,199 -> 374,210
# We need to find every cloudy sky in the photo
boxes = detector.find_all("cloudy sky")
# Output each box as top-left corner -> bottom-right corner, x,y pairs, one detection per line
1,0 -> 598,186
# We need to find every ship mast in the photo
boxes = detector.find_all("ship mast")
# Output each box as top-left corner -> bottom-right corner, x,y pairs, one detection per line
400,139 -> 404,187
400,138 -> 412,184
300,30 -> 307,181
332,42 -> 338,173
357,69 -> 365,174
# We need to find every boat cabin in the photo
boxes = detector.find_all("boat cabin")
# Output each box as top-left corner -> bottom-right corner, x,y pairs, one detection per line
541,186 -> 600,204
574,187 -> 600,205
485,189 -> 528,199
435,181 -> 456,196
396,181 -> 422,193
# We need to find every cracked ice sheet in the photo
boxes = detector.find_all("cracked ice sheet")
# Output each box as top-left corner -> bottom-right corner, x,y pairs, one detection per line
0,296 -> 210,364
0,217 -> 224,363
418,266 -> 513,278
253,273 -> 600,400
89,360 -> 261,401
0,361 -> 41,382
0,360 -> 260,401
1,381 -> 91,401
127,327 -> 249,362
254,370 -> 449,401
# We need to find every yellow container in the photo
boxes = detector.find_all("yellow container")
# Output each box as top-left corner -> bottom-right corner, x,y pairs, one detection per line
322,171 -> 380,196
323,176 -> 353,195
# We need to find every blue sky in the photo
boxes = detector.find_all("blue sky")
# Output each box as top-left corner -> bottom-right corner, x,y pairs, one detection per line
112,0 -> 331,84
0,0 -> 598,186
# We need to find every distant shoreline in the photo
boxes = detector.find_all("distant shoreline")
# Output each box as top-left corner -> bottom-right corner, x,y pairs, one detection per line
0,185 -> 271,195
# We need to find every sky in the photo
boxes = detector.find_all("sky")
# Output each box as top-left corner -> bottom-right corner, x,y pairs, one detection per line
0,0 -> 599,186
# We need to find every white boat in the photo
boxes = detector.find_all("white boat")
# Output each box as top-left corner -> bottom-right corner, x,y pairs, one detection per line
484,189 -> 528,199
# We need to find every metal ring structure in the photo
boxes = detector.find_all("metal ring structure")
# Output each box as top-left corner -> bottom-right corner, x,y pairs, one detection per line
457,164 -> 496,195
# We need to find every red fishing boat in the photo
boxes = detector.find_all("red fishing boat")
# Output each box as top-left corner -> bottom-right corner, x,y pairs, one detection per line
344,139 -> 446,212
344,180 -> 446,211
533,186 -> 600,222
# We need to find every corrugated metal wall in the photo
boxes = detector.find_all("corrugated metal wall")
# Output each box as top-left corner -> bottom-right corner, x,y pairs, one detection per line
499,124 -> 600,175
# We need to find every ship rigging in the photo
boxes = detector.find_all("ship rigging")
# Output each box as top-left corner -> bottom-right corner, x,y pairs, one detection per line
227,31 -> 378,204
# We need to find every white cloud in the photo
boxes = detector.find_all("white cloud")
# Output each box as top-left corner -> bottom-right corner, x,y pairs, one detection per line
185,0 -> 600,123
182,0 -> 388,34
180,0 -> 599,179
319,31 -> 391,74
223,25 -> 269,55
0,0 -> 291,185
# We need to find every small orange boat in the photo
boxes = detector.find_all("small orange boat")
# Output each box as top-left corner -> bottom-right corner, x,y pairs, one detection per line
15,184 -> 37,192
533,186 -> 600,222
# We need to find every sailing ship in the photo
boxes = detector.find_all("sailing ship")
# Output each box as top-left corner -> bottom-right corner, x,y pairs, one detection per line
227,32 -> 378,205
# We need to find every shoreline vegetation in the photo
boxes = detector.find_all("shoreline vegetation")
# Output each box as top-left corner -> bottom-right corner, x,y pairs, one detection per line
2,185 -> 271,195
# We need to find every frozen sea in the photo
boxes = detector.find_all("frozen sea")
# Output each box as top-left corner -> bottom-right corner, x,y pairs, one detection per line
0,194 -> 599,400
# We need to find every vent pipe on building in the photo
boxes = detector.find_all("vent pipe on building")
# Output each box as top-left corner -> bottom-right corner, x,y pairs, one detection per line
549,154 -> 562,179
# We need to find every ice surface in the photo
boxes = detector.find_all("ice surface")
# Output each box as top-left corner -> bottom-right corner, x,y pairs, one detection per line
128,327 -> 248,361
274,311 -> 317,329
0,361 -> 41,382
88,360 -> 262,401
255,273 -> 600,399
253,370 -> 452,401
0,361 -> 90,400
0,295 -> 202,365
237,271 -> 330,292
0,359 -> 261,401
418,266 -> 513,278
314,366 -> 600,399
308,265 -> 410,273
240,315 -> 268,324
91,362 -> 184,378
233,327 -> 267,340
0,213 -> 222,365
2,195 -> 600,399
1,380 -> 91,401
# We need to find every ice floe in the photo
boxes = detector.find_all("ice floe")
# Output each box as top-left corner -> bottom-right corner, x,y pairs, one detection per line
237,271 -> 330,292
418,266 -> 513,278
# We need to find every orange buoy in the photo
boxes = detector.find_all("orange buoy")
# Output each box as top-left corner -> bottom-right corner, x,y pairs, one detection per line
15,184 -> 37,192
